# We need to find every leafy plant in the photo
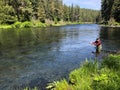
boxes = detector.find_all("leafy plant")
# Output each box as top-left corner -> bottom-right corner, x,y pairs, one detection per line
92,67 -> 120,90
24,87 -> 38,90
21,21 -> 32,28
46,55 -> 120,90
46,79 -> 73,90
102,54 -> 120,70
12,22 -> 22,28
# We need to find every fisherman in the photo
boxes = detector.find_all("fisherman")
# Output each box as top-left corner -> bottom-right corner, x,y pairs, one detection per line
92,38 -> 102,53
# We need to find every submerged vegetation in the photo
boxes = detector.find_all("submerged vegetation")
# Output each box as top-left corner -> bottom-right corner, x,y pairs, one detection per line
0,28 -> 62,51
46,54 -> 120,90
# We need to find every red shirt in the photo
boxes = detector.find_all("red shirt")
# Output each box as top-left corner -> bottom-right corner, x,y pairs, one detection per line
93,40 -> 101,46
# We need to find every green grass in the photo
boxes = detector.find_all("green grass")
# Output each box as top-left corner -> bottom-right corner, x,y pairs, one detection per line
0,24 -> 12,29
0,21 -> 48,29
46,55 -> 120,90
102,54 -> 120,70
0,21 -> 83,29
23,87 -> 38,90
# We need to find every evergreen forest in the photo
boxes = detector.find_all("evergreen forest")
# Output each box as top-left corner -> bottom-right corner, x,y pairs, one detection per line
0,0 -> 99,25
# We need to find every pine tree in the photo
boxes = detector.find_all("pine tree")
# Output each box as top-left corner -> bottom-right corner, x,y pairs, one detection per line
112,0 -> 120,22
0,0 -> 17,24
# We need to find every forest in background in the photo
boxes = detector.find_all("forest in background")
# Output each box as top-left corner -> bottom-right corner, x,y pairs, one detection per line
101,0 -> 120,25
0,0 -> 99,25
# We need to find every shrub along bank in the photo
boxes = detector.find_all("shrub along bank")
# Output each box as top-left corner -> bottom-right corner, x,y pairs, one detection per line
0,21 -> 48,29
46,54 -> 120,90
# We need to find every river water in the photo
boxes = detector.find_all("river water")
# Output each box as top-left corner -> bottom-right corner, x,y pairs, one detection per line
0,24 -> 120,90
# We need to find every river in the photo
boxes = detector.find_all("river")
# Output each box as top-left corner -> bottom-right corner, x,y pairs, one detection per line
0,24 -> 120,90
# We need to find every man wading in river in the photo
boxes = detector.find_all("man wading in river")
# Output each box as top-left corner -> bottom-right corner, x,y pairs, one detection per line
91,38 -> 102,56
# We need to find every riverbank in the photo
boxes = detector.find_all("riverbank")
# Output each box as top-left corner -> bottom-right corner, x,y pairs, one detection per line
0,21 -> 83,29
46,54 -> 120,90
100,24 -> 120,28
0,21 -> 48,29
1,22 -> 120,29
99,21 -> 120,27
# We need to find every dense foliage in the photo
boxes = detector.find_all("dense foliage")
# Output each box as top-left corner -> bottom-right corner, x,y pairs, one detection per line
0,0 -> 99,25
46,55 -> 120,90
101,0 -> 120,23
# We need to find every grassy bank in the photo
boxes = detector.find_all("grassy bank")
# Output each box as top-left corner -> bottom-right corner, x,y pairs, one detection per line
0,21 -> 48,29
100,24 -> 120,28
46,54 -> 120,90
100,20 -> 120,27
0,21 -> 83,29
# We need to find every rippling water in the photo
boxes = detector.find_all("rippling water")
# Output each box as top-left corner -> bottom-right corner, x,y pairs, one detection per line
0,24 -> 120,90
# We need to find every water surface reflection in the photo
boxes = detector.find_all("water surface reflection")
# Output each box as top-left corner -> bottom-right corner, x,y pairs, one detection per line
0,24 -> 120,90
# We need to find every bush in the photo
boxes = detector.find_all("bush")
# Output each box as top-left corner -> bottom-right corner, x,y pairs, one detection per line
102,55 -> 120,70
108,18 -> 116,26
46,79 -> 73,90
23,87 -> 38,90
12,21 -> 33,28
39,18 -> 45,23
46,55 -> 120,90
21,21 -> 32,28
12,22 -> 22,28
114,22 -> 120,26
92,68 -> 120,90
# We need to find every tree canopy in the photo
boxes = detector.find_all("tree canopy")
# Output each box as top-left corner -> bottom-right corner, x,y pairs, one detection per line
0,0 -> 100,24
101,0 -> 120,23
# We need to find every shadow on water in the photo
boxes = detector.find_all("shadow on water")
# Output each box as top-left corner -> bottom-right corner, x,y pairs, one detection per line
0,24 -> 120,90
100,27 -> 120,52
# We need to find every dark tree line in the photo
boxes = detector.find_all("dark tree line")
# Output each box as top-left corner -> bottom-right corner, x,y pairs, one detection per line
0,0 -> 99,24
101,0 -> 120,23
